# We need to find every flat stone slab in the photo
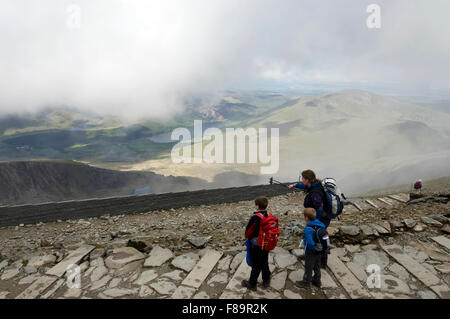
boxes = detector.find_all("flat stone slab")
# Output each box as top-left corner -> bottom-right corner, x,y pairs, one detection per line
403,219 -> 417,228
230,252 -> 246,272
431,236 -> 450,251
186,236 -> 212,248
379,275 -> 412,295
428,285 -> 450,299
90,275 -> 111,291
18,274 -> 40,285
346,262 -> 367,282
150,279 -> 177,295
388,194 -> 407,203
340,225 -> 360,236
64,288 -> 82,298
327,251 -> 372,299
171,253 -> 200,272
104,247 -> 146,269
171,285 -> 196,299
193,291 -> 210,299
90,264 -> 108,283
1,268 -> 21,280
219,259 -> 251,299
134,269 -> 158,285
435,263 -> 450,274
102,288 -> 137,297
217,255 -> 232,271
377,198 -> 392,205
40,279 -> 64,299
270,270 -> 287,291
371,224 -> 390,235
181,249 -> 222,289
46,245 -> 95,277
144,245 -> 174,267
352,250 -> 390,270
360,225 -> 378,237
16,276 -> 58,299
381,244 -> 449,298
28,255 -> 57,268
139,285 -> 154,297
421,217 -> 442,227
388,263 -> 410,280
207,272 -> 229,286
248,290 -> 281,299
365,200 -> 378,208
274,253 -> 297,268
161,270 -> 185,282
283,289 -> 303,299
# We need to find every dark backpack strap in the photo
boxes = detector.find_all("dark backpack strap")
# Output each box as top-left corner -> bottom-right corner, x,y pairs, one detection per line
307,226 -> 320,243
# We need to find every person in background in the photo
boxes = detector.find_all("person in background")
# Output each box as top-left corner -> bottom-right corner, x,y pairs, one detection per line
413,179 -> 422,194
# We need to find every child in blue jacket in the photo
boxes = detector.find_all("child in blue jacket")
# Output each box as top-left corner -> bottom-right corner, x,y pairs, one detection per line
295,207 -> 326,288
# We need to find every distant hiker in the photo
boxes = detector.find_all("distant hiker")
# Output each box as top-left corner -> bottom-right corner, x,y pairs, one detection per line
413,179 -> 422,194
295,208 -> 328,288
241,196 -> 280,291
289,169 -> 331,267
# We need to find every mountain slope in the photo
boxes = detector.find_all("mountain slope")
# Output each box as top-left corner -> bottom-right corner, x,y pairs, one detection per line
0,160 -> 210,205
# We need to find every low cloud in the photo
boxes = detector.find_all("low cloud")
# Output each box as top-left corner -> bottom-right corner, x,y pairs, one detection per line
1,0 -> 450,120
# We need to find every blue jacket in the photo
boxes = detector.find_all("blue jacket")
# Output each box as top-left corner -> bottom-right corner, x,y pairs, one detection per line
294,181 -> 325,219
303,219 -> 326,254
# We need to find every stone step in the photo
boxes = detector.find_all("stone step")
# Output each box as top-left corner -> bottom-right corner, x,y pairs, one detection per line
396,193 -> 410,201
365,200 -> 378,209
343,205 -> 358,214
381,244 -> 449,298
15,276 -> 58,299
377,197 -> 392,206
219,258 -> 251,299
387,195 -> 407,203
326,251 -> 372,299
352,202 -> 363,211
358,201 -> 372,210
46,245 -> 95,277
171,249 -> 223,299
298,259 -> 347,299
431,236 -> 450,252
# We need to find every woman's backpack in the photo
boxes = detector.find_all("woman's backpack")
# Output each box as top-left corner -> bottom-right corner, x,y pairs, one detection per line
321,178 -> 345,219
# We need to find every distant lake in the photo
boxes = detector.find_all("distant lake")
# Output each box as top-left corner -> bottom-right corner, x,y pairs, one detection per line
149,121 -> 226,143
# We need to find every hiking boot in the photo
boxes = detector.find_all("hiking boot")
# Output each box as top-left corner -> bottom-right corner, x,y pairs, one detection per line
312,280 -> 322,288
262,280 -> 271,289
295,280 -> 311,288
241,280 -> 257,291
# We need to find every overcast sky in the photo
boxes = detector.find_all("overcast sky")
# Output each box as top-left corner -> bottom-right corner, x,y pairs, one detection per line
1,0 -> 450,120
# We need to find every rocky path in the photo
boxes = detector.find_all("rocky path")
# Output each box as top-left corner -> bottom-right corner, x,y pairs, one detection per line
0,192 -> 449,299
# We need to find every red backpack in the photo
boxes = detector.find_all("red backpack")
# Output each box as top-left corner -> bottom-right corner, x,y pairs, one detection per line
256,212 -> 280,251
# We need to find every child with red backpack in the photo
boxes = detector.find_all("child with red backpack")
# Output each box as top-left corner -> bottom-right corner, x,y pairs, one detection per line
241,196 -> 280,291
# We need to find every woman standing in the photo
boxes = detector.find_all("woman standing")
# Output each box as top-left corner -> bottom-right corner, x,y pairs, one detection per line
289,169 -> 330,267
